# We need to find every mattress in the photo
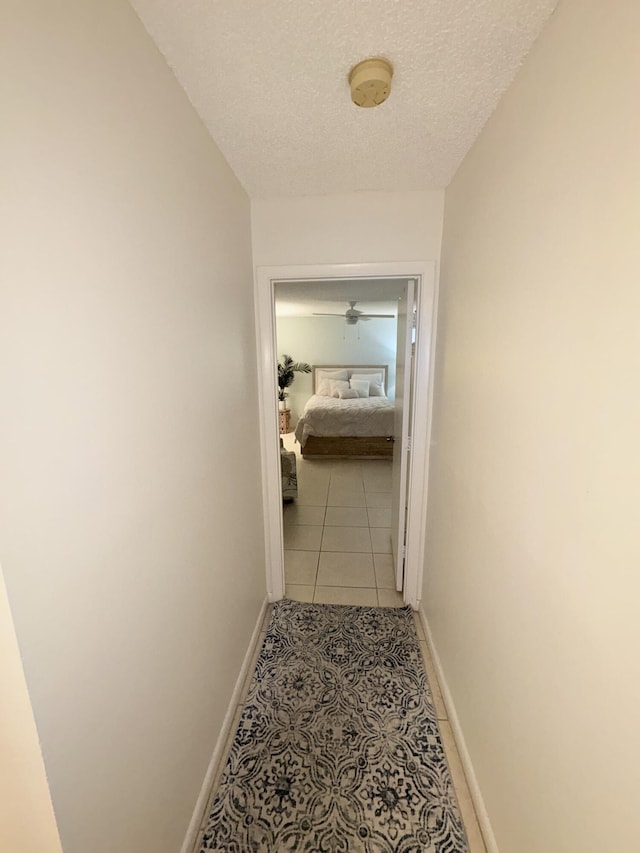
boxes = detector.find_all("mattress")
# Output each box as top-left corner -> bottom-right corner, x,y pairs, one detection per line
294,394 -> 394,448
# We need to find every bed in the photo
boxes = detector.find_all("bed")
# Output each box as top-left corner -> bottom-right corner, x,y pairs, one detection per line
294,365 -> 395,459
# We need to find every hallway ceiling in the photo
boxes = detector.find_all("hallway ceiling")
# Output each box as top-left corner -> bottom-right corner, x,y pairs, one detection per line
130,0 -> 558,198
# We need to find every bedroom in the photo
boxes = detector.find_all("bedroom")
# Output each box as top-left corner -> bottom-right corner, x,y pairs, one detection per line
274,277 -> 411,604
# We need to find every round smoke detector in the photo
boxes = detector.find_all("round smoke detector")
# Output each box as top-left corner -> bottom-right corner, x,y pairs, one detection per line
349,57 -> 393,108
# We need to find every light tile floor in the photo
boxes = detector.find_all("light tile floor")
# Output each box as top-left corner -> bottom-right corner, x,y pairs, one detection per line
281,434 -> 403,607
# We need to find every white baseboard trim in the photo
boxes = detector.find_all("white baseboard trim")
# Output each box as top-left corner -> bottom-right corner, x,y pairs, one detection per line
418,607 -> 499,853
180,597 -> 269,853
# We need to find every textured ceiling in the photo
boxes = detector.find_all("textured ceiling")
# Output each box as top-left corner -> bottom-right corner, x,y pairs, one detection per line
130,0 -> 558,198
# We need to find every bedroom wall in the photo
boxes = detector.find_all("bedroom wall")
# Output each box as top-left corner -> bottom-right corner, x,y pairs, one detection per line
425,0 -> 640,850
275,315 -> 398,422
1,3 -> 264,853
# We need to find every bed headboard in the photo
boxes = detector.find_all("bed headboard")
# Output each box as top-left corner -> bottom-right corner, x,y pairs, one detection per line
312,365 -> 389,394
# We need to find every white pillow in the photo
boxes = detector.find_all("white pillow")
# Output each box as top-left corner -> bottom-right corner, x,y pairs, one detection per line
349,378 -> 370,398
315,368 -> 349,396
338,388 -> 359,399
350,372 -> 385,397
328,378 -> 350,397
316,368 -> 348,381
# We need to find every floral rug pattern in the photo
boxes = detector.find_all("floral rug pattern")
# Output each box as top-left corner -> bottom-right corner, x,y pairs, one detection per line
200,600 -> 469,852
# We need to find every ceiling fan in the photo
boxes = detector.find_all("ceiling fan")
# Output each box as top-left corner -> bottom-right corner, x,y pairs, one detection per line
312,300 -> 394,326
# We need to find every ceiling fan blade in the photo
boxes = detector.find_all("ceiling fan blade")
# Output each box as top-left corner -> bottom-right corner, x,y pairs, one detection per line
312,312 -> 348,317
359,313 -> 395,319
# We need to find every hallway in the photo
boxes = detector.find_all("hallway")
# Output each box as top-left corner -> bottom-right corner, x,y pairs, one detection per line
6,1 -> 637,850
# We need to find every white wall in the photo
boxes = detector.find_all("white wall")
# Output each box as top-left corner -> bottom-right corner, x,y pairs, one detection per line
0,3 -> 265,852
251,190 -> 444,267
426,1 -> 640,851
0,565 -> 63,853
276,316 -> 397,421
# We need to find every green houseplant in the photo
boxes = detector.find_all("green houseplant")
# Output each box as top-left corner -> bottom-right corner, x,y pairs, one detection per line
277,354 -> 311,409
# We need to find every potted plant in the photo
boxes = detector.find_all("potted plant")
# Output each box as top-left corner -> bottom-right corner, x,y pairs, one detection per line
277,354 -> 311,410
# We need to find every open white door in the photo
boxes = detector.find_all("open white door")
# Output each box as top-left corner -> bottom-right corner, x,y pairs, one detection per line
391,279 -> 415,592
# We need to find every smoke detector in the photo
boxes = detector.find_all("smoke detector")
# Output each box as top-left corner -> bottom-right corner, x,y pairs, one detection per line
349,58 -> 393,108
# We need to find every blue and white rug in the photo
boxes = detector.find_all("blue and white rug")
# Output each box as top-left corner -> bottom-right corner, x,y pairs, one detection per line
200,600 -> 469,852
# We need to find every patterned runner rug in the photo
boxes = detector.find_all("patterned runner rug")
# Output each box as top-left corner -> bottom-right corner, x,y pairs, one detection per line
200,600 -> 469,852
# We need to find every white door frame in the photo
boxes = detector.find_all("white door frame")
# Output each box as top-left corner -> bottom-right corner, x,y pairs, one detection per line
391,278 -> 415,592
254,261 -> 438,609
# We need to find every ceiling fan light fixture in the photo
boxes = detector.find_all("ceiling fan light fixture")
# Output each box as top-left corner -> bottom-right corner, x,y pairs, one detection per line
349,57 -> 393,108
312,300 -> 394,324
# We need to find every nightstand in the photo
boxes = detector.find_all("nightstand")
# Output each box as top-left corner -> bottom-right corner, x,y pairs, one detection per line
278,408 -> 291,435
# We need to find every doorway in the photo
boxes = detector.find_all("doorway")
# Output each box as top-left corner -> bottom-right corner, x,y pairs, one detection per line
276,278 -> 408,604
254,262 -> 437,609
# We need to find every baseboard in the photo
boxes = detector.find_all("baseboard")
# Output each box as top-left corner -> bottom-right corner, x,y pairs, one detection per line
418,607 -> 499,853
180,597 -> 269,853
